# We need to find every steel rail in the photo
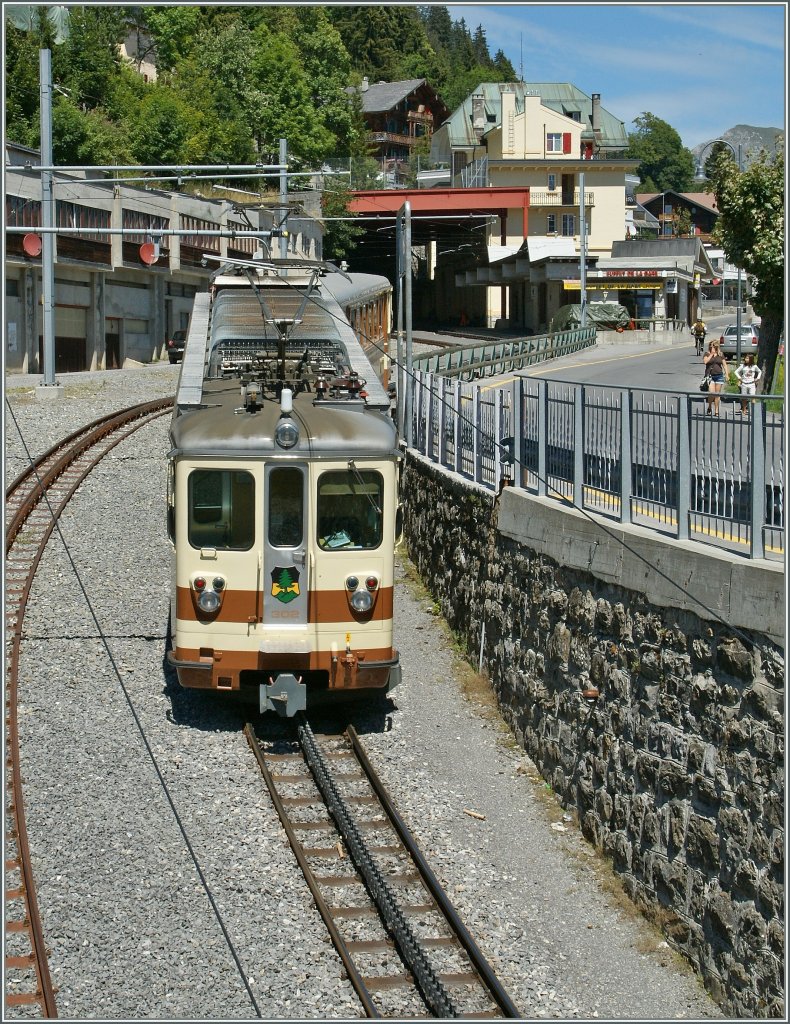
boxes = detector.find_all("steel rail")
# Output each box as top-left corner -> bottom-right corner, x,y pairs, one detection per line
5,407 -> 129,499
246,721 -> 521,1019
243,723 -> 382,1018
5,397 -> 173,551
346,725 -> 522,1018
4,399 -> 174,1017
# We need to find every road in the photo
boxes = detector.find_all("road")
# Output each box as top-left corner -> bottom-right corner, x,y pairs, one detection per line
487,312 -> 749,394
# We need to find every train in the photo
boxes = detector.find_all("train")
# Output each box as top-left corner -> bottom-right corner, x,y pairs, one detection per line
166,255 -> 401,715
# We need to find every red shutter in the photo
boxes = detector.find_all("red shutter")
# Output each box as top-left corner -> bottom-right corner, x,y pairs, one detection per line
563,132 -> 572,154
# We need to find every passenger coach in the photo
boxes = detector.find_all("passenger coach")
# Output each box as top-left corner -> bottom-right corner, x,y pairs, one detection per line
167,257 -> 401,715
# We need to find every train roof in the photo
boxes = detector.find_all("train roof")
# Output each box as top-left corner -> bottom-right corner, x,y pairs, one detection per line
175,262 -> 390,412
170,259 -> 397,459
169,376 -> 397,459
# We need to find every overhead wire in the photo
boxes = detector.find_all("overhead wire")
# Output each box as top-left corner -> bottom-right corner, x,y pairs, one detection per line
269,269 -> 776,654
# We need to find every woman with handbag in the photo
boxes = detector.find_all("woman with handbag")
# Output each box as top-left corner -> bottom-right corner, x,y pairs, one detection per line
702,340 -> 728,415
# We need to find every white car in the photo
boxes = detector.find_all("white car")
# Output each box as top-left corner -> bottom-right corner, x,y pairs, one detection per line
718,324 -> 759,357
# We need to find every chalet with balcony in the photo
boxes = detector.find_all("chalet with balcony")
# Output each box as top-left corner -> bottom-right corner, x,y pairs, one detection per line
347,78 -> 450,183
637,191 -> 720,240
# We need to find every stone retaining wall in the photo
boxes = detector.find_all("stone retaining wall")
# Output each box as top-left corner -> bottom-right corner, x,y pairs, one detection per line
402,451 -> 785,1018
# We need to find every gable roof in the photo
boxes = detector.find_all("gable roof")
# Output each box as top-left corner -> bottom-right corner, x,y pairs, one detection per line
346,78 -> 448,118
638,191 -> 719,216
431,81 -> 629,158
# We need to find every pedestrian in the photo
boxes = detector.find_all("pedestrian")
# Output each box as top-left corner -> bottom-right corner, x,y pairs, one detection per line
692,316 -> 706,356
734,353 -> 762,415
702,340 -> 728,415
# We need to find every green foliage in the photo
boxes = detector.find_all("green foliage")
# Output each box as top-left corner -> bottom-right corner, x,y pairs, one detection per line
4,24 -> 41,146
141,5 -> 203,71
5,4 -> 516,176
710,151 -> 785,383
321,179 -> 365,262
626,112 -> 696,191
53,97 -> 134,165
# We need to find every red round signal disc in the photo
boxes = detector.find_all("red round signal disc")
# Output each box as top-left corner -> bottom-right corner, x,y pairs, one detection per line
22,233 -> 42,257
139,241 -> 158,265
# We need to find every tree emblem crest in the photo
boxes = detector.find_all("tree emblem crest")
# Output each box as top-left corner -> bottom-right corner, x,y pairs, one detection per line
271,566 -> 300,603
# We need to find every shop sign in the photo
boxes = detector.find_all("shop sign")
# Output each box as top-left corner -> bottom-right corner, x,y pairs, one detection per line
563,280 -> 661,290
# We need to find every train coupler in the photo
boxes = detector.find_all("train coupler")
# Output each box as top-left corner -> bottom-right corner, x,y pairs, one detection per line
260,673 -> 307,717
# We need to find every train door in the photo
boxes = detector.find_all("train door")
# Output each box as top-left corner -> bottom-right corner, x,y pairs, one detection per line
262,464 -> 309,630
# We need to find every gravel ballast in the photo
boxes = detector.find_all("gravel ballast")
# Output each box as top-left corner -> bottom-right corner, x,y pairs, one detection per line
5,366 -> 723,1019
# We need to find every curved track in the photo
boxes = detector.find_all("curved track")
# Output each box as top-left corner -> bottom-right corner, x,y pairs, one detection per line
4,397 -> 173,1017
246,717 -> 521,1019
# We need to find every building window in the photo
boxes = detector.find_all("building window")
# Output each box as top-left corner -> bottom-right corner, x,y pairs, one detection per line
122,208 -> 168,244
546,133 -> 562,152
547,173 -> 556,191
561,214 -> 575,236
547,214 -> 556,233
179,214 -> 221,253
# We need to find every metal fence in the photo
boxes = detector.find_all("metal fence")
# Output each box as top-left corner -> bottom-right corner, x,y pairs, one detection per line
409,371 -> 785,561
413,328 -> 596,379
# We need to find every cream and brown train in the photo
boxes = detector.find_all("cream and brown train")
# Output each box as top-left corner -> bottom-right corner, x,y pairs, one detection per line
166,257 -> 401,715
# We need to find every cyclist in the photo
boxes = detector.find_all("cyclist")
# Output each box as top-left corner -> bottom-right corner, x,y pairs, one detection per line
692,316 -> 707,355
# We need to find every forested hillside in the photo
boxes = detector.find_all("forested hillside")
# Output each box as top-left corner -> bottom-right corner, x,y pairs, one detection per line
5,4 -> 516,172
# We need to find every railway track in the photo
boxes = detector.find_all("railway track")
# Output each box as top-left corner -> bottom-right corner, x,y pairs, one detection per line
246,717 -> 521,1019
4,397 -> 173,1017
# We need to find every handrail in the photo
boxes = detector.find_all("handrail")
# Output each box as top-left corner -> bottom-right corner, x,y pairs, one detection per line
413,327 -> 596,379
408,371 -> 785,561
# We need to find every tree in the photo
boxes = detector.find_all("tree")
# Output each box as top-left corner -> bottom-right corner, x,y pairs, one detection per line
626,112 -> 695,192
710,151 -> 785,385
674,207 -> 693,237
321,180 -> 365,262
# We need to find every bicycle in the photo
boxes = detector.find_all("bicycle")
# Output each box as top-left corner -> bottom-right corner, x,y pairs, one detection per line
693,331 -> 706,356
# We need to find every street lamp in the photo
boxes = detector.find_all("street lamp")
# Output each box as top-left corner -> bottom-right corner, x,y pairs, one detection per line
695,140 -> 744,360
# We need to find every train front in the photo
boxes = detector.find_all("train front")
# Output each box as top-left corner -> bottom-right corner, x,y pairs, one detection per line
167,263 -> 401,715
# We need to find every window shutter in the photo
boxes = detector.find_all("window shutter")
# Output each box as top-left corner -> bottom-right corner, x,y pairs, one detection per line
563,133 -> 572,154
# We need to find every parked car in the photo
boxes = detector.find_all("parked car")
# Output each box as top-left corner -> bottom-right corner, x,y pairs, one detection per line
718,323 -> 759,357
166,329 -> 187,363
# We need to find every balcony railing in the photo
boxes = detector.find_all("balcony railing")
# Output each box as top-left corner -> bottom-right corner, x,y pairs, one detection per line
529,190 -> 595,207
370,131 -> 412,147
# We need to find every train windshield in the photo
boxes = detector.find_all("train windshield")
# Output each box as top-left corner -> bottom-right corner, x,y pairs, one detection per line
317,470 -> 383,550
268,467 -> 304,547
188,469 -> 255,550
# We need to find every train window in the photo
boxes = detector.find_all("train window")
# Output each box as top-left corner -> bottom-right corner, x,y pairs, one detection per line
268,467 -> 304,548
317,470 -> 383,550
188,469 -> 254,550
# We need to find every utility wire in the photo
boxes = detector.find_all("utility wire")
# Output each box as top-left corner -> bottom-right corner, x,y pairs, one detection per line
4,398 -> 263,1019
274,274 -> 776,653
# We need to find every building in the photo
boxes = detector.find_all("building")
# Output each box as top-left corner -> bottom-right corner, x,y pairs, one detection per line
430,82 -> 639,331
4,142 -> 322,373
347,78 -> 450,184
637,191 -> 720,240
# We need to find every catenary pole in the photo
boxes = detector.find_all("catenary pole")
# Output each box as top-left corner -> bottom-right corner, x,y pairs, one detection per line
40,49 -> 57,389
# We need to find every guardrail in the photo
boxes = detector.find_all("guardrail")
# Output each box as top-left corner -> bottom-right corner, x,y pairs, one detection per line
413,327 -> 596,379
409,371 -> 785,561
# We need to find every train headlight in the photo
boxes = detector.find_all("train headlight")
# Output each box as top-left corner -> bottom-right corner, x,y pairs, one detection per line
275,418 -> 299,449
345,576 -> 359,591
197,589 -> 221,613
350,589 -> 373,613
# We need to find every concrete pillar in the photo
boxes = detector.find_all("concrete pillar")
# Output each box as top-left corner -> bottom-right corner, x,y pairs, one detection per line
23,267 -> 37,373
89,272 -> 105,370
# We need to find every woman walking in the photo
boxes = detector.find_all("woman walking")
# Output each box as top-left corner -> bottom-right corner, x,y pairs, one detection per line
702,340 -> 728,415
